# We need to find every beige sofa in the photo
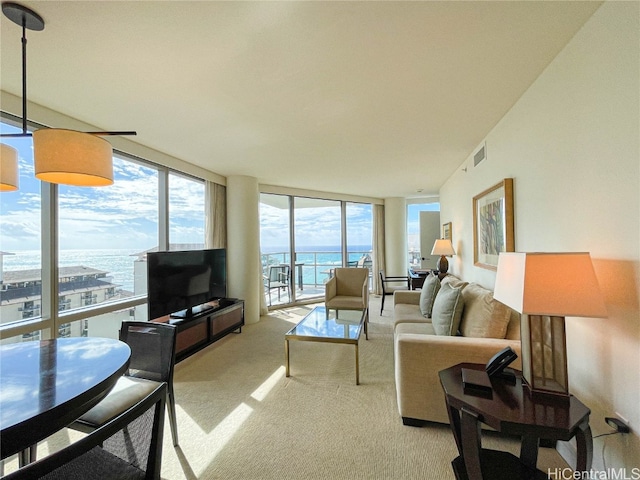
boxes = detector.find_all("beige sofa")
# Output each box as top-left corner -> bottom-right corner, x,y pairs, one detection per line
393,274 -> 522,426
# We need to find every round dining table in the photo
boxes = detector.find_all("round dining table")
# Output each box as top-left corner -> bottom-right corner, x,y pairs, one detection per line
0,337 -> 131,461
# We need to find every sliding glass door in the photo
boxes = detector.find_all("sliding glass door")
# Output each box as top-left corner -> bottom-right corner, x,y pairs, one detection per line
260,194 -> 292,306
259,193 -> 373,308
294,198 -> 341,301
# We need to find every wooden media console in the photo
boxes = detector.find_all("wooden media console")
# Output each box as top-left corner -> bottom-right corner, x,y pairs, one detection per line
152,299 -> 244,362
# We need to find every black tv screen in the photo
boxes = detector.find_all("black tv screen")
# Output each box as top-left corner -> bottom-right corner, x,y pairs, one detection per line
147,249 -> 227,320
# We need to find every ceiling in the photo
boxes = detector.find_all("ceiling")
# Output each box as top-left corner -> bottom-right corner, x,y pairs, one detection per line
0,1 -> 602,199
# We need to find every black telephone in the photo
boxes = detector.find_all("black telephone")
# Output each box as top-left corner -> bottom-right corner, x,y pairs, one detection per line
486,346 -> 518,379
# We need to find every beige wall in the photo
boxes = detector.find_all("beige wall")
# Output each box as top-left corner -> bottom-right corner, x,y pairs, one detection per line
227,176 -> 262,325
384,197 -> 408,277
440,1 -> 639,468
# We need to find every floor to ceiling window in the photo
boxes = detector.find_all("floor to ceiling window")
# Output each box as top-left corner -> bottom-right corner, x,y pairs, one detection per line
56,155 -> 160,337
346,202 -> 373,266
407,201 -> 440,267
1,120 -> 43,341
294,197 -> 342,300
0,115 -> 210,343
260,194 -> 292,306
259,193 -> 373,308
346,202 -> 373,287
168,171 -> 205,250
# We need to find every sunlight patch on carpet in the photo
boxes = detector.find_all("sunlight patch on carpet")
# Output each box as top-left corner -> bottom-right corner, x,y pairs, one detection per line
251,366 -> 286,402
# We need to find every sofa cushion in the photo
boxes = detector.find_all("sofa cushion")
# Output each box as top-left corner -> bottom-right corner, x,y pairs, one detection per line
459,283 -> 511,339
431,283 -> 465,336
395,321 -> 437,336
394,303 -> 430,324
419,274 -> 440,318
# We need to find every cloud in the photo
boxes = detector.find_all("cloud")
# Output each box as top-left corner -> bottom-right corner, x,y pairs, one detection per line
259,196 -> 373,249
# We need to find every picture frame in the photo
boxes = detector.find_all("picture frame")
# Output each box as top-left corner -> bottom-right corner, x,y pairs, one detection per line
473,178 -> 514,270
442,222 -> 452,242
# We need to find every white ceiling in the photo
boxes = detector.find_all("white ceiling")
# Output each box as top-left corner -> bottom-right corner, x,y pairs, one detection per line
0,1 -> 602,199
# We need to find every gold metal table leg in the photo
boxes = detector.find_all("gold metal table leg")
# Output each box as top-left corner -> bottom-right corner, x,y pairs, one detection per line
355,343 -> 360,385
285,339 -> 290,377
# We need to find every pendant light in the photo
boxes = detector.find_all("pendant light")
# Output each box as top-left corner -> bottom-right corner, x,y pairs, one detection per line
0,2 -> 136,188
0,143 -> 19,191
33,129 -> 114,186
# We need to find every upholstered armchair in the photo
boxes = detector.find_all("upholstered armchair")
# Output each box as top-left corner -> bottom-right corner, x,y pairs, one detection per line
325,267 -> 370,338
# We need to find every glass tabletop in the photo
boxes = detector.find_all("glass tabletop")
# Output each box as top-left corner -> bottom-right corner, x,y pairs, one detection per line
285,306 -> 364,341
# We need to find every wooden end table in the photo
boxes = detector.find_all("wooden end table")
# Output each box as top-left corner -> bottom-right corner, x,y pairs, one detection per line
439,363 -> 593,480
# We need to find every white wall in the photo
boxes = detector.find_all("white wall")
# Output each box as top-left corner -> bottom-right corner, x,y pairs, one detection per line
440,1 -> 639,469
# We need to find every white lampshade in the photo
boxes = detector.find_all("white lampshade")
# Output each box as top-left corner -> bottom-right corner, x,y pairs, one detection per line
494,252 -> 607,318
431,239 -> 455,256
0,143 -> 19,191
33,129 -> 114,186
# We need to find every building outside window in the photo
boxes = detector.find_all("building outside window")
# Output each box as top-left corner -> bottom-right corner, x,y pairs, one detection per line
20,300 -> 40,319
58,323 -> 71,338
407,202 -> 440,267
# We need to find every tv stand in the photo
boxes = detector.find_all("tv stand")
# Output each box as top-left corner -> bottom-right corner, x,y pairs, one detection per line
169,303 -> 215,319
153,299 -> 244,362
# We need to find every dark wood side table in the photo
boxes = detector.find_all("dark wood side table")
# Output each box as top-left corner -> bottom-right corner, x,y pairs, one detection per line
409,268 -> 447,289
439,363 -> 593,480
408,268 -> 429,289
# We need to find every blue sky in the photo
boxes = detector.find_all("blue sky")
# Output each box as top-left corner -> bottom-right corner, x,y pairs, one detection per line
407,203 -> 440,251
0,121 -> 204,252
2,119 -> 438,255
259,199 -> 373,251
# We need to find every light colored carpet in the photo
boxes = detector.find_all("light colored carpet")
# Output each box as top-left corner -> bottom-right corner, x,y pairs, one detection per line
159,296 -> 568,480
1,295 -> 568,479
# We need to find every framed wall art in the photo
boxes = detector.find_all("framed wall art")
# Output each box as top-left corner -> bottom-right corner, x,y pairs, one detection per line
473,178 -> 514,270
442,222 -> 452,242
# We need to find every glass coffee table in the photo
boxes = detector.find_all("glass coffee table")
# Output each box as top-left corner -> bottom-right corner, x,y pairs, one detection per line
285,306 -> 367,385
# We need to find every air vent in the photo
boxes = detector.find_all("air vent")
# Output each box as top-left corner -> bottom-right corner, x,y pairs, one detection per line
474,143 -> 486,167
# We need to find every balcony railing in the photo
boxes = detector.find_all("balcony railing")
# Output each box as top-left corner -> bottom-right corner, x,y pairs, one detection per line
261,250 -> 371,290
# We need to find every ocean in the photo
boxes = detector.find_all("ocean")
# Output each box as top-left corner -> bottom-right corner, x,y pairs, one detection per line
2,246 -> 373,293
2,249 -> 141,293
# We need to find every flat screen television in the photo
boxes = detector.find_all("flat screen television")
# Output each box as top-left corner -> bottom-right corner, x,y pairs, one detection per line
147,248 -> 227,320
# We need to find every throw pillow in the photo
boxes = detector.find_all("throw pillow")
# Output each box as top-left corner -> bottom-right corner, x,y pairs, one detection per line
489,300 -> 512,339
431,283 -> 465,336
441,275 -> 469,290
419,273 -> 441,318
459,284 -> 509,339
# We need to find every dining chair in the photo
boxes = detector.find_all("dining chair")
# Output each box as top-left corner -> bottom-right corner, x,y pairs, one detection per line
3,382 -> 166,480
70,321 -> 179,448
379,270 -> 410,315
264,265 -> 291,306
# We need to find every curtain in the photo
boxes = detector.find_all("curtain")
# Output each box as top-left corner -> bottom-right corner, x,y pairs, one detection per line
205,181 -> 226,249
372,204 -> 385,295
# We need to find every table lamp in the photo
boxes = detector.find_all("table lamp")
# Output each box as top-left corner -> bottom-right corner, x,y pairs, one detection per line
431,239 -> 455,274
493,252 -> 607,397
